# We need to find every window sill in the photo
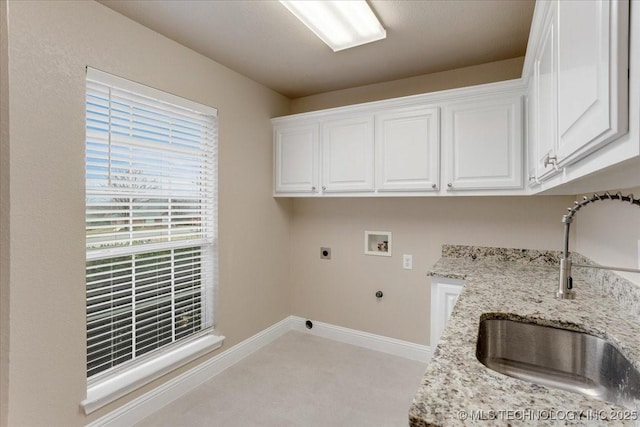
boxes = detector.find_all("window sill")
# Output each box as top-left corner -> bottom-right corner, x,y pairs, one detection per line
81,334 -> 224,415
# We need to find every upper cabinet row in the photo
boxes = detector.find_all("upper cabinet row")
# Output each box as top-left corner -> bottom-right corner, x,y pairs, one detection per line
273,86 -> 523,197
273,0 -> 636,197
526,0 -> 630,187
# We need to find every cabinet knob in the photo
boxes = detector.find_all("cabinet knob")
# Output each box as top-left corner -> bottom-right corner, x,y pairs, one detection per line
311,186 -> 316,191
432,184 -> 437,189
544,155 -> 558,169
447,183 -> 453,188
322,186 -> 326,191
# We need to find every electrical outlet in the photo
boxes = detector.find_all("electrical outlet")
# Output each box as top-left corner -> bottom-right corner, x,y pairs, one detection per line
320,247 -> 331,260
403,254 -> 413,270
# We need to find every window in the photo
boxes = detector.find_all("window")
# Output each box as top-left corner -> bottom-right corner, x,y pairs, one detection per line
84,68 -> 218,388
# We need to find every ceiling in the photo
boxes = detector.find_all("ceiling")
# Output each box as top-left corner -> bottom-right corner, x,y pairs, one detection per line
99,0 -> 535,99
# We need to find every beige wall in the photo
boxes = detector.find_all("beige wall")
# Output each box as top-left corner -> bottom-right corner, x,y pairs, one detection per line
290,196 -> 574,346
1,1 -> 10,426
287,53 -> 572,347
575,186 -> 640,285
4,1 -> 291,425
5,0 -> 633,424
290,57 -> 524,114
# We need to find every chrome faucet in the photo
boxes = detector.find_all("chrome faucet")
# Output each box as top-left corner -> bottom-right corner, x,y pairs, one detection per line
557,192 -> 640,300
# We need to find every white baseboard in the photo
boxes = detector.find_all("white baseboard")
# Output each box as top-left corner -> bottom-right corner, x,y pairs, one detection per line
89,315 -> 431,426
289,316 -> 431,362
88,316 -> 292,427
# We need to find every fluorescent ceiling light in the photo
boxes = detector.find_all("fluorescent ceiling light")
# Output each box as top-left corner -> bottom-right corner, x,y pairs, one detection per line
280,0 -> 386,52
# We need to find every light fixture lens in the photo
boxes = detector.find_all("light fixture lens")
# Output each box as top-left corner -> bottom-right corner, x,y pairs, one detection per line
280,0 -> 386,52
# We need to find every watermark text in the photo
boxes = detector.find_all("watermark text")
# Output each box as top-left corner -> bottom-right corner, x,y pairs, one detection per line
456,409 -> 639,422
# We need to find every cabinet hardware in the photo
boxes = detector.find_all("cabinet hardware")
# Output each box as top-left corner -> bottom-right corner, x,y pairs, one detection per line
544,154 -> 558,169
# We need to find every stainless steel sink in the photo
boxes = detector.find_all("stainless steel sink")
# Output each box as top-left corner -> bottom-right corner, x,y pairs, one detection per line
476,318 -> 640,407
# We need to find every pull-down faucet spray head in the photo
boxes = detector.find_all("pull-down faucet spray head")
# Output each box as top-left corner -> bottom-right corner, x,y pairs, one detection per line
557,192 -> 640,300
558,214 -> 575,299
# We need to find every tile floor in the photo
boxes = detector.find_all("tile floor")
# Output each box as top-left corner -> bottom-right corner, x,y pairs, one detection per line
137,331 -> 427,427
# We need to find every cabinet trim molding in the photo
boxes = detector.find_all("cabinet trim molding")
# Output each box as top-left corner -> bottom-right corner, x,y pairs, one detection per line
272,79 -> 527,126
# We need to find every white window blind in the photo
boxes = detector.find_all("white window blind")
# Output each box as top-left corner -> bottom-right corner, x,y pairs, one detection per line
85,68 -> 218,380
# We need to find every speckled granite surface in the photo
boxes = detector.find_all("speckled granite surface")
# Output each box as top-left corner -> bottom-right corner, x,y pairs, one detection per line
572,253 -> 640,319
410,245 -> 640,426
441,244 -> 563,266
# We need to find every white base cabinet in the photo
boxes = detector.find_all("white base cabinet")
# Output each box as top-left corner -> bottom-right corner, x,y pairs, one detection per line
430,277 -> 464,347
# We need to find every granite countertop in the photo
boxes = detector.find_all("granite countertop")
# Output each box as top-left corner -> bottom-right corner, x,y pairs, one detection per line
409,245 -> 640,426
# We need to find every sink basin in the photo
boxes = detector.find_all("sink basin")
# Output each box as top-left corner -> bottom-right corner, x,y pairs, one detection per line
476,318 -> 640,407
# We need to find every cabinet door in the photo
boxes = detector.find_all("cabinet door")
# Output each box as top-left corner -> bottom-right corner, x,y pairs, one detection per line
525,84 -> 539,187
556,0 -> 629,166
321,115 -> 374,193
375,107 -> 440,192
430,277 -> 464,346
274,124 -> 319,194
534,1 -> 559,180
443,94 -> 523,191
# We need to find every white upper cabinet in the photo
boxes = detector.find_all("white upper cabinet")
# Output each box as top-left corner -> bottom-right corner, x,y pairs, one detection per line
272,80 -> 526,197
321,115 -> 375,193
271,0 -> 636,196
556,0 -> 629,167
533,1 -> 559,181
274,123 -> 319,194
375,107 -> 440,192
525,82 -> 538,186
524,0 -> 631,190
443,94 -> 523,191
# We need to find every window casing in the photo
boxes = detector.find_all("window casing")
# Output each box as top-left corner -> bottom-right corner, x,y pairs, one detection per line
85,68 -> 218,382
